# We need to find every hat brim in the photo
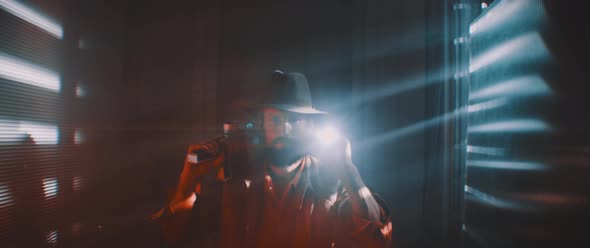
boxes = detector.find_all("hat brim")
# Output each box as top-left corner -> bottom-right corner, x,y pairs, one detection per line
260,104 -> 327,115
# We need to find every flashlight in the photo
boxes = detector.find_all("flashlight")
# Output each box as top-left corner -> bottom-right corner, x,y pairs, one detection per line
316,126 -> 340,145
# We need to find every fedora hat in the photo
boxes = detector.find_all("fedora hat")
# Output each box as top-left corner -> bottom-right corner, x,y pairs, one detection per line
261,70 -> 326,115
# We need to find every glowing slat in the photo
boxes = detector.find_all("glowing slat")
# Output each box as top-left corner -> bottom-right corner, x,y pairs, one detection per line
0,184 -> 13,207
0,118 -> 21,143
42,177 -> 58,199
468,119 -> 549,133
467,160 -> 548,171
0,0 -> 63,39
470,0 -> 546,36
0,52 -> 61,91
45,229 -> 58,246
465,185 -> 533,211
0,118 -> 59,144
72,175 -> 83,191
72,223 -> 81,233
75,82 -> 86,97
468,98 -> 509,113
470,75 -> 551,101
466,145 -> 506,156
469,32 -> 550,73
74,128 -> 84,144
18,121 -> 59,144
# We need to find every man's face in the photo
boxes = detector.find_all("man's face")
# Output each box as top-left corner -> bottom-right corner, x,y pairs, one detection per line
262,107 -> 313,165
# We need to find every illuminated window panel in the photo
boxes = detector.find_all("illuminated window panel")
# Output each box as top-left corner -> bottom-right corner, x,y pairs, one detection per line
0,52 -> 61,92
0,0 -> 63,39
42,177 -> 58,199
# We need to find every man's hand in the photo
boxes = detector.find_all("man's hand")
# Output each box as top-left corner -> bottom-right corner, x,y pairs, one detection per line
168,140 -> 226,212
311,136 -> 354,198
313,136 -> 381,222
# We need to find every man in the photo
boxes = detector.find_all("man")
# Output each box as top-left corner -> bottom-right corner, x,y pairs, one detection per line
155,71 -> 392,247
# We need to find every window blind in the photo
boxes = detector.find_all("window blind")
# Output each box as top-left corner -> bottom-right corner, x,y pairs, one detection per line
463,0 -> 590,247
0,0 -> 77,247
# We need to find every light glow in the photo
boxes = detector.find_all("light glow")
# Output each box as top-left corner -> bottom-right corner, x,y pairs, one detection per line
0,52 -> 61,92
0,184 -> 14,207
469,32 -> 550,73
42,177 -> 58,199
45,229 -> 58,246
72,175 -> 83,191
468,119 -> 549,133
466,145 -> 506,156
317,126 -> 339,145
357,186 -> 372,199
467,160 -> 548,171
75,83 -> 86,98
74,128 -> 84,144
470,0 -> 546,36
0,0 -> 63,39
19,121 -> 59,144
468,98 -> 509,113
322,193 -> 338,208
361,108 -> 462,148
465,185 -> 533,211
0,118 -> 59,144
469,75 -> 551,101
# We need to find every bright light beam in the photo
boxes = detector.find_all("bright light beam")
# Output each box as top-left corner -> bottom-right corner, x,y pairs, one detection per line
470,32 -> 550,73
467,160 -> 549,171
469,0 -> 547,37
468,119 -> 550,133
351,68 -> 445,108
0,0 -> 63,39
0,52 -> 61,92
360,106 -> 463,149
465,185 -> 535,211
467,145 -> 507,156
469,75 -> 552,101
467,98 -> 509,113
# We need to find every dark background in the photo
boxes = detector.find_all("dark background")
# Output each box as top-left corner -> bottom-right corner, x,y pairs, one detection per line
4,0 -> 589,247
63,0 -> 436,247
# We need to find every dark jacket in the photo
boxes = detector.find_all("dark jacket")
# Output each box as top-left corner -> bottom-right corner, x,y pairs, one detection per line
160,155 -> 392,248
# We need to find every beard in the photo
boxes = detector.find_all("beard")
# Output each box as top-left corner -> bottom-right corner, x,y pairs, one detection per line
265,137 -> 307,167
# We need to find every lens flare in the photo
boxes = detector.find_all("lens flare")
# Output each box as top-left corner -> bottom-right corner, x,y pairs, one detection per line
316,126 -> 339,145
